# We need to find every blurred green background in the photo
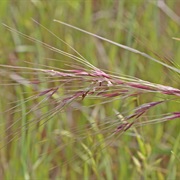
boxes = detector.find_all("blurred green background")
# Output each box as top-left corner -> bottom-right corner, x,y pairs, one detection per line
0,0 -> 180,179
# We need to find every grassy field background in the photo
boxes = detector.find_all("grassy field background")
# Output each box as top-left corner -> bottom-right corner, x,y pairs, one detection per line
0,0 -> 180,179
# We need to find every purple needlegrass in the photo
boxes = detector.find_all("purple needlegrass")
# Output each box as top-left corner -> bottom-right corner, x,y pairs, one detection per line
0,1 -> 180,179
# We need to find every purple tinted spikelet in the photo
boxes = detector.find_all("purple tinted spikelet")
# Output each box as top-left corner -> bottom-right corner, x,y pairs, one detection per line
157,85 -> 180,96
165,112 -> 180,120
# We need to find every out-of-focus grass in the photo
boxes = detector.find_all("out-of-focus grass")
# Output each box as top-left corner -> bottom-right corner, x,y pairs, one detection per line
0,1 -> 179,179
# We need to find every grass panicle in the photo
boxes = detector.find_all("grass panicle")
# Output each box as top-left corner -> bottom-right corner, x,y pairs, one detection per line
0,4 -> 180,179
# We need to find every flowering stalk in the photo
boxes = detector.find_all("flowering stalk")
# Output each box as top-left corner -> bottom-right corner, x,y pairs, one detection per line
0,21 -> 179,175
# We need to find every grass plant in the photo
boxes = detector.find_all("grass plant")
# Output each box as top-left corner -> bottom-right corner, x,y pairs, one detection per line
0,1 -> 180,179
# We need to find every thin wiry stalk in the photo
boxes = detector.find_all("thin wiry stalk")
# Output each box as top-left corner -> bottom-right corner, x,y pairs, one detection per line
54,19 -> 180,74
